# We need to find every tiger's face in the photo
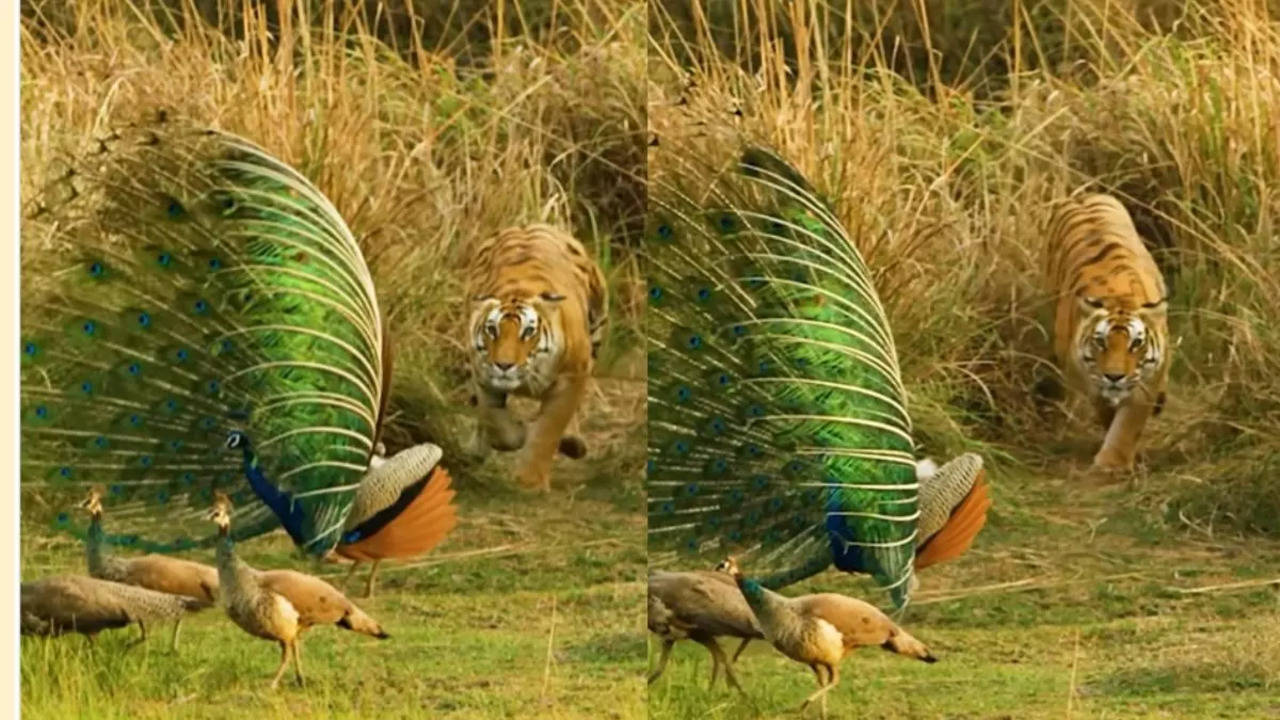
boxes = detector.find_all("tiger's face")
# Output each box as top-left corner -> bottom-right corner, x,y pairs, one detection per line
471,293 -> 564,392
1076,297 -> 1163,405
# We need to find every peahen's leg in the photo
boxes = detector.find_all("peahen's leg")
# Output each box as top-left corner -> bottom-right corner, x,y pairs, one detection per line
647,639 -> 675,684
519,374 -> 588,491
730,637 -> 751,664
364,560 -> 381,598
343,560 -> 361,590
806,663 -> 826,689
170,619 -> 182,652
270,641 -> 291,689
800,663 -> 837,713
693,637 -> 727,690
713,640 -> 747,693
823,664 -> 839,719
292,639 -> 305,687
129,620 -> 148,648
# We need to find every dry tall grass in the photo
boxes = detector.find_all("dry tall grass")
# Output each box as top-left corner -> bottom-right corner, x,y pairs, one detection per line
651,0 -> 1280,534
20,0 -> 646,479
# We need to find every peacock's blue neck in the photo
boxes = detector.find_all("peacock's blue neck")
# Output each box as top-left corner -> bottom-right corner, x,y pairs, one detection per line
237,440 -> 308,549
825,487 -> 867,573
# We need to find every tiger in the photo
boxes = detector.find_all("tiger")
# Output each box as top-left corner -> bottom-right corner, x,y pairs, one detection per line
466,224 -> 608,491
1045,193 -> 1171,473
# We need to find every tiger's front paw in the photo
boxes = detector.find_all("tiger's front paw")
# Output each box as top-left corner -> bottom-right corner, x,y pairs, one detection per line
1084,447 -> 1136,485
516,465 -> 551,493
557,435 -> 588,459
1092,446 -> 1135,472
1071,464 -> 1128,487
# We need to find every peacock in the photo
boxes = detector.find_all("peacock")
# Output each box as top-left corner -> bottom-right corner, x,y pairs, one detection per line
327,441 -> 458,598
21,113 -> 457,563
645,138 -> 991,608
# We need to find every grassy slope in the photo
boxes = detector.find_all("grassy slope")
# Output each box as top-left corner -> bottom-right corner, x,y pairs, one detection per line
21,384 -> 646,720
649,464 -> 1280,719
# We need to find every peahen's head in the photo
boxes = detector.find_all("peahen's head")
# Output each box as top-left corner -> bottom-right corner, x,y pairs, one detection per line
208,491 -> 233,531
715,556 -> 743,580
78,485 -> 106,517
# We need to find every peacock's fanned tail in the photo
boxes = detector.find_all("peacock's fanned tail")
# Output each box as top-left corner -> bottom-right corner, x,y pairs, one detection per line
21,117 -> 383,556
646,143 -> 919,606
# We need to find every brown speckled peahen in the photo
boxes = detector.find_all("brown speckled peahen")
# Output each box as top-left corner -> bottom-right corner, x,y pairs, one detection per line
719,557 -> 935,719
209,491 -> 388,689
648,568 -> 763,691
80,485 -> 219,650
21,574 -> 211,645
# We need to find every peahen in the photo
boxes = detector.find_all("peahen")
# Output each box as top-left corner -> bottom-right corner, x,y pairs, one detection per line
21,114 -> 457,562
717,556 -> 936,719
645,140 -> 991,608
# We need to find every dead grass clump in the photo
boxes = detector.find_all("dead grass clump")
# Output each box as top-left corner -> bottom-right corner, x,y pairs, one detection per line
651,0 -> 1280,529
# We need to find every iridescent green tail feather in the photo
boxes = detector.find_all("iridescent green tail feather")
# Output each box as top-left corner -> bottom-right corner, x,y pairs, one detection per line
646,142 -> 919,606
22,117 -> 384,556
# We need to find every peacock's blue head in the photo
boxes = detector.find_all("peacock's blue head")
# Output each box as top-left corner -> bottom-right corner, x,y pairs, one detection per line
224,430 -> 250,451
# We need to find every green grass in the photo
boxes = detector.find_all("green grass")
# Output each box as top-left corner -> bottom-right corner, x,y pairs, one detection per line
22,387 -> 646,720
648,464 -> 1280,719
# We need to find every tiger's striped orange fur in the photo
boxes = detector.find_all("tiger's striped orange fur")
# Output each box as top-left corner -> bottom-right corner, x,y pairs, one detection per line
1046,193 -> 1170,472
467,224 -> 607,491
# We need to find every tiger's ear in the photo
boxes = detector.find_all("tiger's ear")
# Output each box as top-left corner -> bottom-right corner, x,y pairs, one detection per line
1137,296 -> 1168,320
534,292 -> 565,314
1076,294 -> 1105,313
